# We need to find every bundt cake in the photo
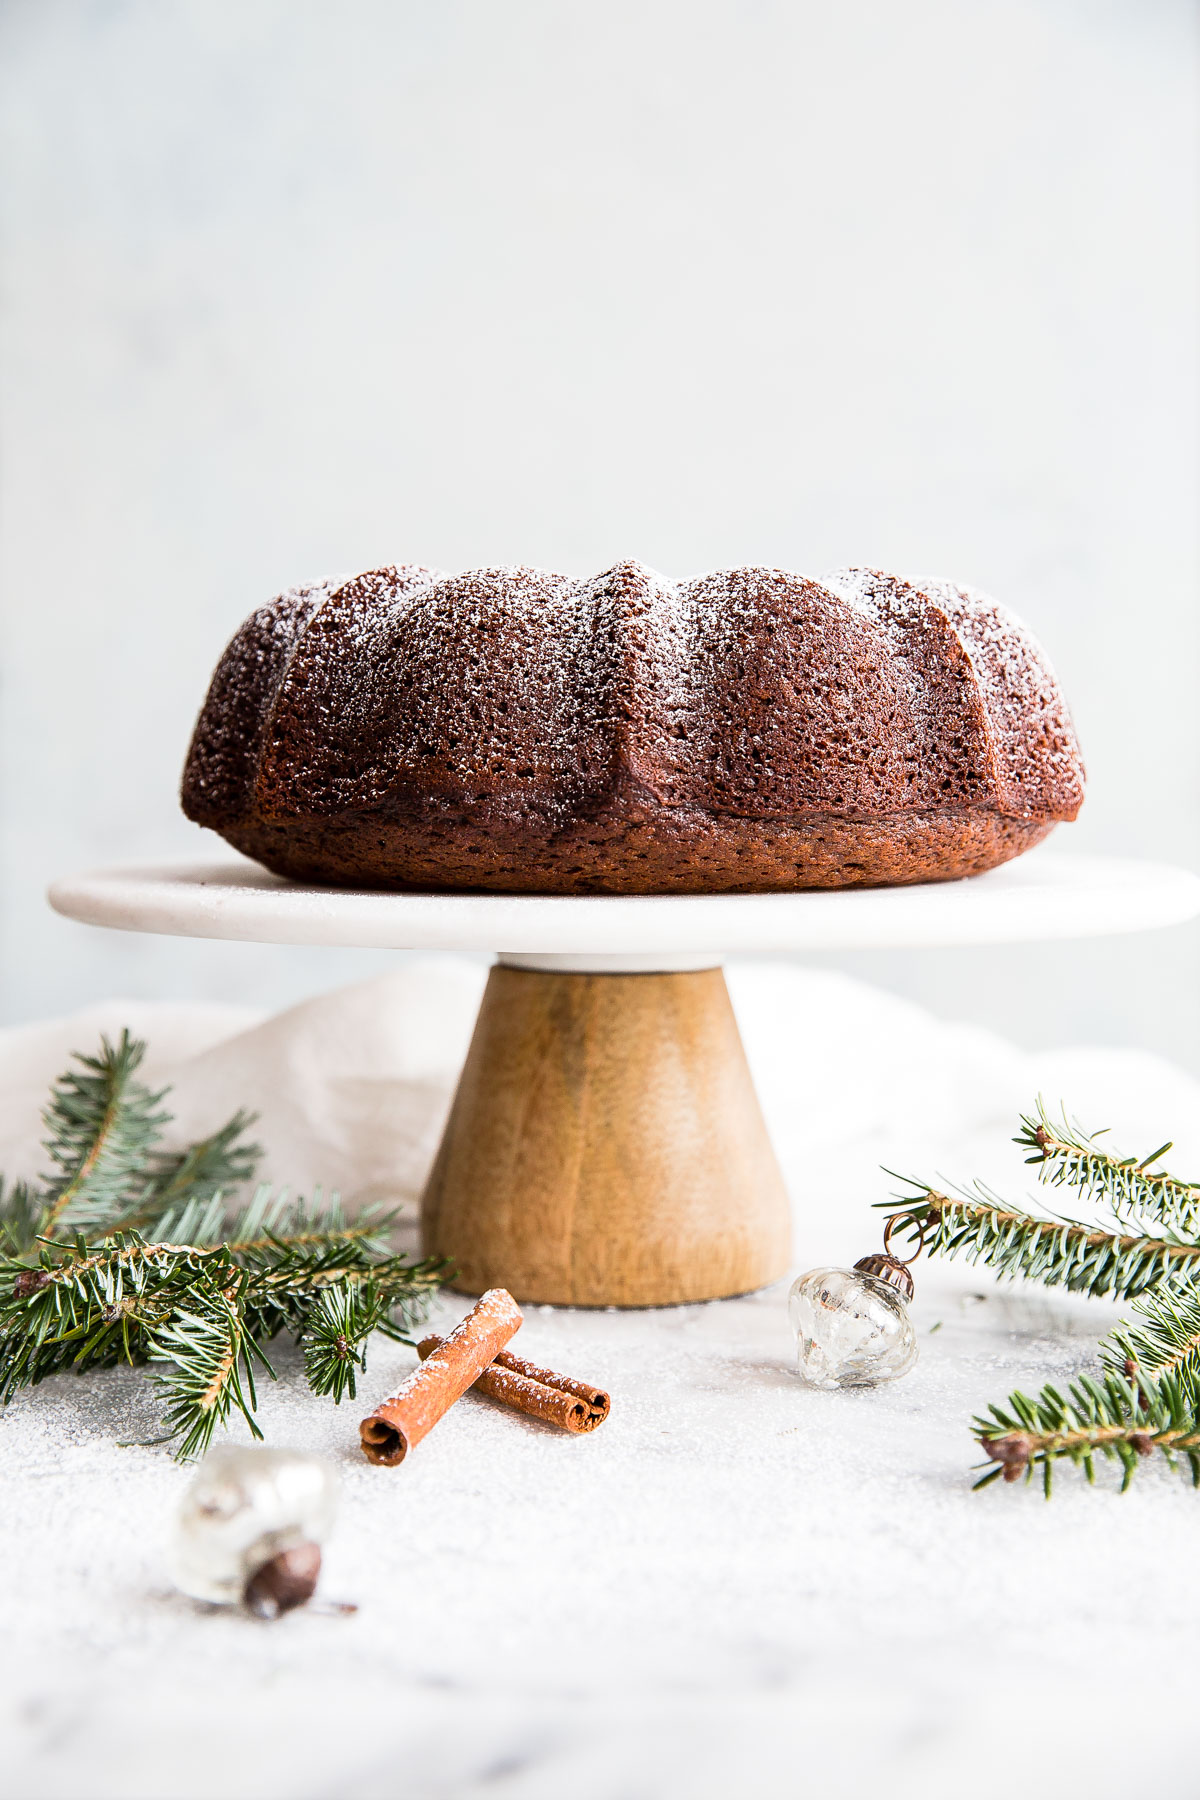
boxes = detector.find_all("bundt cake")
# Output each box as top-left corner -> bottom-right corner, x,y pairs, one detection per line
181,561 -> 1084,894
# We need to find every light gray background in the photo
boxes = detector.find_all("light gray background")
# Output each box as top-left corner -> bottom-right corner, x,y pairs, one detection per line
2,0 -> 1197,1062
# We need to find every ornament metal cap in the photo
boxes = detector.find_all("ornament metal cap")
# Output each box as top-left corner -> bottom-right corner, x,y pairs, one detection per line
243,1542 -> 322,1618
851,1215 -> 924,1302
852,1253 -> 915,1301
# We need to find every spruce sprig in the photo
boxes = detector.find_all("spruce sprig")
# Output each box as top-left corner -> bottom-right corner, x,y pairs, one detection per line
973,1368 -> 1200,1496
0,1032 -> 447,1457
149,1271 -> 270,1462
136,1111 -> 263,1224
892,1100 -> 1200,1497
1101,1281 -> 1200,1401
0,1179 -> 42,1258
302,1279 -> 395,1404
1017,1098 -> 1200,1232
885,1181 -> 1200,1300
38,1033 -> 171,1240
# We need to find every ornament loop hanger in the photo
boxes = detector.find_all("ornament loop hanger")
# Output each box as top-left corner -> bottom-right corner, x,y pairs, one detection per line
882,1212 -> 927,1267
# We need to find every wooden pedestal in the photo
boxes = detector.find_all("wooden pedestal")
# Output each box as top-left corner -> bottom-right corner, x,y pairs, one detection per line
420,965 -> 791,1307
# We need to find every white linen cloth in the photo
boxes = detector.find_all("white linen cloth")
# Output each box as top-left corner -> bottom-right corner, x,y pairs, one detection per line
4,960 -> 1200,1799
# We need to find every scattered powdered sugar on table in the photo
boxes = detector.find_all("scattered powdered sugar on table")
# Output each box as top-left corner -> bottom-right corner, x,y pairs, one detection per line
3,960 -> 1200,1799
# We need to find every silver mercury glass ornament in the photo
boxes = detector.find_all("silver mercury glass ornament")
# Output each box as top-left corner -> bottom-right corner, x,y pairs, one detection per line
172,1446 -> 344,1619
788,1216 -> 923,1391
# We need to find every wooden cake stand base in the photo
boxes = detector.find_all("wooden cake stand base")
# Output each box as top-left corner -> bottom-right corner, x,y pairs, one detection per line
48,850 -> 1200,1307
423,964 -> 788,1305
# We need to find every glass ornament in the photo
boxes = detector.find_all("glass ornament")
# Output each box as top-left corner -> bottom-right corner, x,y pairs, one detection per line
788,1220 -> 921,1390
173,1445 -> 340,1617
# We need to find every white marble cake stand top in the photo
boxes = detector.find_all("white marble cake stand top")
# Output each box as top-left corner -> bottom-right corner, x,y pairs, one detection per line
47,848 -> 1200,972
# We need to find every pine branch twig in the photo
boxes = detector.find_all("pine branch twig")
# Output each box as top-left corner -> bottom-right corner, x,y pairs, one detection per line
974,1369 -> 1200,1496
301,1279 -> 392,1404
1,1221 -> 446,1454
1101,1282 -> 1200,1402
884,1181 -> 1200,1301
39,1033 -> 169,1239
134,1109 -> 263,1225
1017,1098 -> 1200,1232
0,1178 -> 42,1257
149,1274 -> 269,1461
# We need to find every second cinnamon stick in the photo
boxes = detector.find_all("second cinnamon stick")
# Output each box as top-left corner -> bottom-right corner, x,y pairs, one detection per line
418,1335 -> 610,1434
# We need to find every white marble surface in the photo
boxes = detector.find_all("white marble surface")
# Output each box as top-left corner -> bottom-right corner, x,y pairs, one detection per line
10,1275 -> 1196,1800
6,961 -> 1200,1798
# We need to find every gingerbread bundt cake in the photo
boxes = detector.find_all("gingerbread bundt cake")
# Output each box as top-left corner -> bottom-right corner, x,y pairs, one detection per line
181,561 -> 1084,894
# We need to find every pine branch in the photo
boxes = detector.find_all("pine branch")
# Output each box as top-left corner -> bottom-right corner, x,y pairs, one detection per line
885,1181 -> 1200,1301
148,1275 -> 270,1461
0,1178 -> 42,1257
892,1101 -> 1200,1496
973,1369 -> 1200,1496
1017,1098 -> 1200,1232
0,1028 -> 451,1458
2,1225 -> 445,1455
224,1186 -> 390,1257
39,1033 -> 169,1239
133,1109 -> 263,1224
301,1279 -> 391,1404
240,1241 -> 445,1348
145,1182 -> 382,1256
1101,1282 -> 1200,1402
0,1236 -> 217,1397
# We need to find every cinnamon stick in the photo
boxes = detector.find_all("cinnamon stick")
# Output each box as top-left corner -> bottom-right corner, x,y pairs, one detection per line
418,1335 -> 610,1434
359,1288 -> 523,1466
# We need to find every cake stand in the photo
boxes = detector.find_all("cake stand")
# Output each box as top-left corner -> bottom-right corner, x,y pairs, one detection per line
49,850 -> 1200,1308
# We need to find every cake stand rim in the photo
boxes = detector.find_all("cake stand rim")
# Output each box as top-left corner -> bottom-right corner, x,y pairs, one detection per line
45,849 -> 1200,958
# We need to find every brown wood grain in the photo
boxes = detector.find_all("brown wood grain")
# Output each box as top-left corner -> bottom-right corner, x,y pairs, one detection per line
420,967 -> 791,1306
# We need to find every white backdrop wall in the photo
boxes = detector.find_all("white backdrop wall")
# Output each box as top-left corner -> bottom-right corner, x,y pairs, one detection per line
2,0 -> 1197,1065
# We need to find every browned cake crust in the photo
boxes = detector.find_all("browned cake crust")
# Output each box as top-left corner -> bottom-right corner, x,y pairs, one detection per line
181,562 -> 1084,894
